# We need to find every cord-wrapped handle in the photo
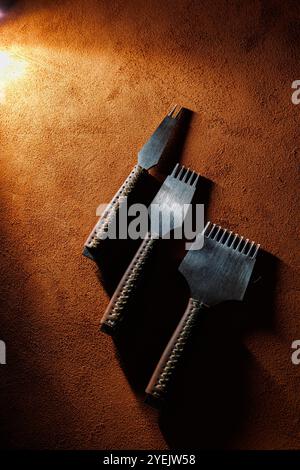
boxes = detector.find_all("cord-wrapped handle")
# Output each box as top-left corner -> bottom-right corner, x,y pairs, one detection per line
100,232 -> 158,334
146,298 -> 205,402
84,165 -> 145,256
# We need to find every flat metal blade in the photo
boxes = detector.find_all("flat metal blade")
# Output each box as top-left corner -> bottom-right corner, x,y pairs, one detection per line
179,222 -> 260,305
149,164 -> 199,237
138,105 -> 188,170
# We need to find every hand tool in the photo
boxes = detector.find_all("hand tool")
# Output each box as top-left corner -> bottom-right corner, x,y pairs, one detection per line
100,163 -> 200,334
146,221 -> 260,402
83,105 -> 188,259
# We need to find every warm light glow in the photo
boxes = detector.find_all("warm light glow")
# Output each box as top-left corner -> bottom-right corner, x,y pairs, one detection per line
0,50 -> 27,101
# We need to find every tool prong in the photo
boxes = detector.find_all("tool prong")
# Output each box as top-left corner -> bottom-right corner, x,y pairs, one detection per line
241,239 -> 250,254
225,231 -> 233,246
207,223 -> 216,238
181,167 -> 189,181
229,233 -> 238,248
168,104 -> 177,117
203,221 -> 212,236
171,163 -> 179,177
251,243 -> 260,259
174,106 -> 183,119
183,168 -> 191,182
236,236 -> 244,251
176,166 -> 185,180
213,226 -> 222,240
192,173 -> 200,187
245,241 -> 255,256
218,228 -> 227,243
186,170 -> 194,184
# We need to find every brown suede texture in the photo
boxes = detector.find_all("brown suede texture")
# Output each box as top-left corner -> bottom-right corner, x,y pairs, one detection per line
0,0 -> 299,450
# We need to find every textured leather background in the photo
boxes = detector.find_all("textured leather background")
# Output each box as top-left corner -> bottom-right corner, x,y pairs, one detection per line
0,0 -> 299,449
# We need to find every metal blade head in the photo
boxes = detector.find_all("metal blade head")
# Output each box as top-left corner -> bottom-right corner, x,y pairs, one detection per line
179,222 -> 260,305
150,164 -> 199,237
138,105 -> 188,170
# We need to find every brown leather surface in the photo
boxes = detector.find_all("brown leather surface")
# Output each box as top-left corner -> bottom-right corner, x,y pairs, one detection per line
0,0 -> 299,449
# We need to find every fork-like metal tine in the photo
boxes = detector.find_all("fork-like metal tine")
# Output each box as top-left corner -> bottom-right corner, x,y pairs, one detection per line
174,165 -> 191,182
186,170 -> 194,185
225,231 -> 233,246
192,172 -> 200,187
171,163 -> 179,177
223,230 -> 232,245
213,226 -> 222,240
236,236 -> 244,251
183,168 -> 191,182
168,104 -> 178,117
172,167 -> 200,187
204,221 -> 259,258
218,228 -> 227,243
180,167 -> 190,181
245,240 -> 255,256
175,106 -> 184,119
251,243 -> 260,259
168,104 -> 184,120
241,239 -> 250,254
203,221 -> 212,235
229,233 -> 238,248
176,166 -> 185,180
207,223 -> 216,238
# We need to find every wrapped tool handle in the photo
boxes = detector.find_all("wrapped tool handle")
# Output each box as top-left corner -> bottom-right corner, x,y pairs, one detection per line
100,232 -> 158,334
84,165 -> 146,255
146,298 -> 205,403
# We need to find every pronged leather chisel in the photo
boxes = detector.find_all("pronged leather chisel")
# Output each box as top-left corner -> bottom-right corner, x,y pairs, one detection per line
100,163 -> 200,334
146,221 -> 260,402
83,105 -> 189,259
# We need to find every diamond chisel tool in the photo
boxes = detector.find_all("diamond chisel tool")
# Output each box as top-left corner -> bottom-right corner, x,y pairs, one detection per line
83,106 -> 189,259
146,221 -> 260,403
100,164 -> 200,334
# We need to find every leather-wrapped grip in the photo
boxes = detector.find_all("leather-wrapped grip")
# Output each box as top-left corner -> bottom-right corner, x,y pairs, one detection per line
100,232 -> 158,334
146,298 -> 204,402
84,165 -> 145,254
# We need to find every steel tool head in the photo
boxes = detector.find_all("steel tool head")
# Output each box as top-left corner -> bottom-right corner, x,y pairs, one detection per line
149,163 -> 199,237
138,105 -> 188,170
179,221 -> 260,305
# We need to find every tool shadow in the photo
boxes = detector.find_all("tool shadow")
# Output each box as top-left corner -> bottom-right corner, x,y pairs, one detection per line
157,249 -> 278,449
